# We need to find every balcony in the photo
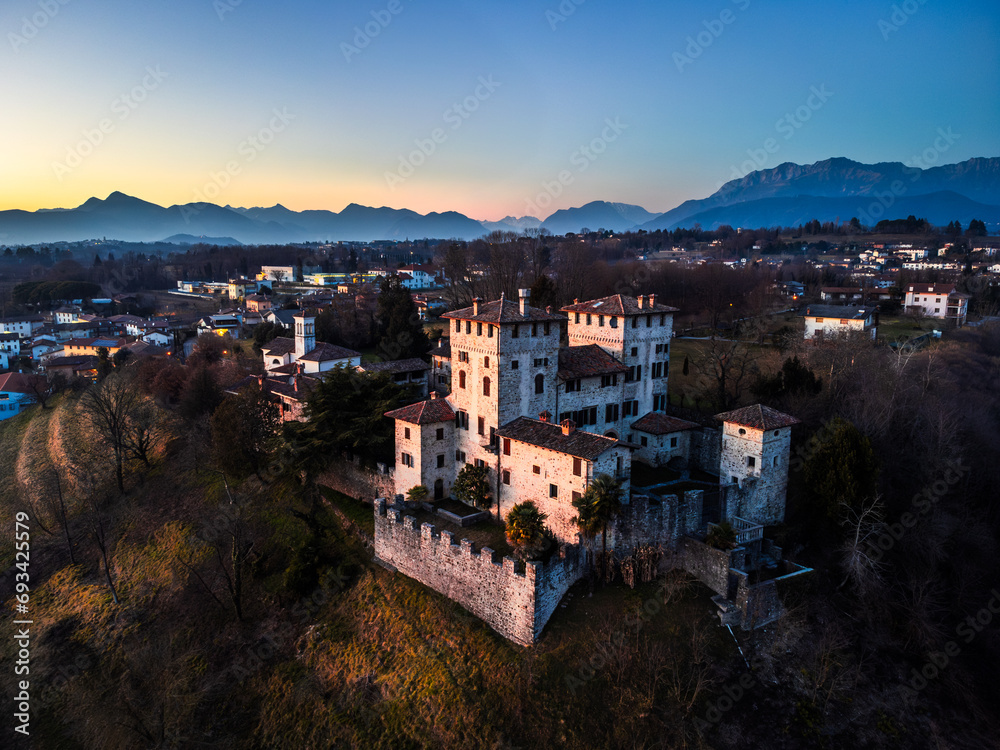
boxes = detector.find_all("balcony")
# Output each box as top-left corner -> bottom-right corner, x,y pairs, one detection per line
730,516 -> 764,546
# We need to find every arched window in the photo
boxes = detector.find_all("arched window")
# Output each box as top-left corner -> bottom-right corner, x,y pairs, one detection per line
535,373 -> 544,394
483,377 -> 490,396
459,370 -> 466,389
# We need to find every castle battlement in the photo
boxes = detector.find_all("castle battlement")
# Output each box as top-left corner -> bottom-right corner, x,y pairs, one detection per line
373,497 -> 587,644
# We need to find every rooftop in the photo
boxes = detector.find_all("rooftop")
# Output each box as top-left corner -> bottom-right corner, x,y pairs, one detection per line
558,345 -> 627,380
385,396 -> 455,425
630,412 -> 701,435
715,404 -> 800,431
802,305 -> 878,320
298,342 -> 361,362
561,293 -> 678,316
497,417 -> 620,461
441,294 -> 564,324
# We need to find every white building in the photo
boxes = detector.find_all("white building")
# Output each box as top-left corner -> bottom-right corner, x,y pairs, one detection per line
802,305 -> 879,340
260,311 -> 361,375
904,284 -> 968,326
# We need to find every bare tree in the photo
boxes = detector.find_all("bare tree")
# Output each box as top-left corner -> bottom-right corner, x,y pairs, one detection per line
838,496 -> 887,596
80,372 -> 145,493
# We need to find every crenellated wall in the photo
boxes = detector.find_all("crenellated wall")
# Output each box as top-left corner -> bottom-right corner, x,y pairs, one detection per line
373,499 -> 586,645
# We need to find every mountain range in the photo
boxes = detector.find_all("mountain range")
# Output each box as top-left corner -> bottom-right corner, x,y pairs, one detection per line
1,157 -> 997,245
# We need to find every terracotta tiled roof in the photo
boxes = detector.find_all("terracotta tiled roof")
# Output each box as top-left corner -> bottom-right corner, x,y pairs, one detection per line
385,397 -> 455,424
561,294 -> 678,315
907,283 -> 956,295
0,372 -> 46,394
630,412 -> 700,435
715,404 -> 800,430
558,345 -> 627,380
497,417 -> 619,460
261,337 -> 295,356
298,342 -> 361,362
441,295 -> 565,323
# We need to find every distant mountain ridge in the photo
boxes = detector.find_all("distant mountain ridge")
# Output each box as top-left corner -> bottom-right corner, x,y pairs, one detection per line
1,157 -> 997,244
640,156 -> 1000,231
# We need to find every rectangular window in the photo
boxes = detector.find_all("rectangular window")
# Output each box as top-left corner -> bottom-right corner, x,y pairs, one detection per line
575,313 -> 580,323
632,317 -> 638,328
455,410 -> 469,430
503,438 -> 511,455
455,320 -> 460,333
490,426 -> 496,446
533,465 -> 540,475
565,379 -> 580,392
436,428 -> 444,440
474,458 -> 486,469
660,314 -> 666,325
670,437 -> 678,448
466,321 -> 471,334
437,454 -> 445,468
511,360 -> 519,369
549,484 -> 558,498
573,457 -> 582,476
401,452 -> 413,467
488,325 -> 493,338
598,315 -> 604,326
477,322 -> 482,336
652,362 -> 663,379
572,490 -> 582,503
747,456 -> 756,468
456,450 -> 466,463
586,314 -> 592,325
601,374 -> 617,388
534,357 -> 549,367
532,323 -> 538,336
544,322 -> 550,335
647,315 -> 652,328
502,470 -> 510,485
653,394 -> 666,411
478,416 -> 485,435
512,325 -> 519,338
631,346 -> 638,357
404,427 -> 411,440
605,403 -> 619,422
640,436 -> 648,447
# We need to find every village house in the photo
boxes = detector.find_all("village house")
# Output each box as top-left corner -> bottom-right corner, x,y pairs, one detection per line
802,305 -> 879,340
904,283 -> 969,326
0,372 -> 45,420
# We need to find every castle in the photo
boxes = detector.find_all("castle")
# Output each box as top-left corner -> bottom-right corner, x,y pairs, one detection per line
376,291 -> 809,645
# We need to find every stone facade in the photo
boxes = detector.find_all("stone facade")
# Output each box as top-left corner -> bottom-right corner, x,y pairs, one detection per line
374,499 -> 586,645
719,421 -> 793,526
318,456 -> 396,502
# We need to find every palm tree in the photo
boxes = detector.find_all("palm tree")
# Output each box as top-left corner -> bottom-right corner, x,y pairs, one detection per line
505,501 -> 549,561
572,473 -> 623,582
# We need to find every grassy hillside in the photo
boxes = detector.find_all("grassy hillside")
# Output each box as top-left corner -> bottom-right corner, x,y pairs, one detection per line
2,356 -> 999,749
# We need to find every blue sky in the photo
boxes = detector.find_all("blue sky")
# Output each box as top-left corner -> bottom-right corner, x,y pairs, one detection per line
1,0 -> 997,219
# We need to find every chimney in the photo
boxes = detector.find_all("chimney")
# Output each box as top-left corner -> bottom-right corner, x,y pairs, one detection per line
546,305 -> 552,314
637,295 -> 645,309
293,373 -> 299,392
518,288 -> 530,315
649,293 -> 656,307
257,374 -> 264,387
430,391 -> 438,400
561,419 -> 576,436
473,297 -> 481,316
539,410 -> 551,423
